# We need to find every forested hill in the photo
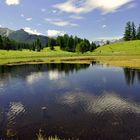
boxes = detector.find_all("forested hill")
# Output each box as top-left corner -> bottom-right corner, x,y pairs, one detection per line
0,27 -> 98,53
0,28 -> 48,45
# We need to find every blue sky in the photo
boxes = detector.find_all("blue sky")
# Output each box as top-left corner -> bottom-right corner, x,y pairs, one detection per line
0,0 -> 140,41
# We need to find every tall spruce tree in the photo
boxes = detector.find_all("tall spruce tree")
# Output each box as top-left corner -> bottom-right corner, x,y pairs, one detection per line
36,38 -> 42,52
136,24 -> 140,40
0,35 -> 3,49
131,22 -> 136,40
124,21 -> 132,41
90,42 -> 96,52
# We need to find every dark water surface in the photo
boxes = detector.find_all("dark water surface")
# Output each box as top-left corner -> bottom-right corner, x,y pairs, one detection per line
0,63 -> 140,140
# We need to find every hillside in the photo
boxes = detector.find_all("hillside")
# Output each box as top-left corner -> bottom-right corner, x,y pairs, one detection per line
94,40 -> 140,55
0,28 -> 48,45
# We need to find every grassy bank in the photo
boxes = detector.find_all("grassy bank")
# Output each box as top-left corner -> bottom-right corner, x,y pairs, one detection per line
0,40 -> 140,69
93,40 -> 140,68
0,47 -> 94,65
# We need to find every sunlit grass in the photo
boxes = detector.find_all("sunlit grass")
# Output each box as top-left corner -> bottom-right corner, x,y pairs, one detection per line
94,40 -> 140,55
0,46 -> 94,65
1,41 -> 140,69
0,46 -> 91,59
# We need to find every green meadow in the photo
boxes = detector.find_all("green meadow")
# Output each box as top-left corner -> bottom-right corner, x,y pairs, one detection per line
0,40 -> 140,69
94,40 -> 140,55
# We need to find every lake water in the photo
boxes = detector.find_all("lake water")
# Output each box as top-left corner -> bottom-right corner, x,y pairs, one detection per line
0,62 -> 140,140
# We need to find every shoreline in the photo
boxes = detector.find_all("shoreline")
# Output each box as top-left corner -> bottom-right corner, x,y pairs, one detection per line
0,55 -> 140,69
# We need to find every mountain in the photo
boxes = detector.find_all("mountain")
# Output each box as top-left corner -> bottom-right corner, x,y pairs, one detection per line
0,28 -> 14,36
95,38 -> 123,46
0,28 -> 48,45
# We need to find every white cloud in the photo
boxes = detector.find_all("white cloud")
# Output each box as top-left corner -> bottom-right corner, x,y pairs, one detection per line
5,0 -> 20,5
96,17 -> 105,23
47,30 -> 66,37
126,2 -> 136,9
54,0 -> 133,14
102,24 -> 107,28
24,27 -> 43,35
70,15 -> 84,19
45,18 -> 78,27
52,20 -> 78,27
0,25 -> 2,27
52,10 -> 57,13
96,36 -> 123,40
41,8 -> 46,12
21,14 -> 24,17
37,23 -> 42,26
26,17 -> 32,21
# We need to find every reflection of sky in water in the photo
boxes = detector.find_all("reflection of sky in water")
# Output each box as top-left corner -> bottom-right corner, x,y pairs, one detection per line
26,72 -> 44,84
59,91 -> 140,114
0,63 -> 140,139
7,102 -> 26,127
48,71 -> 65,81
26,71 -> 66,84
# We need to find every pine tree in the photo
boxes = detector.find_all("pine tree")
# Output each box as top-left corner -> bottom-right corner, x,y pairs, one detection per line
90,42 -> 96,52
76,41 -> 87,53
36,38 -> 42,52
136,24 -> 140,40
131,22 -> 136,40
124,21 -> 132,41
66,36 -> 75,52
48,38 -> 56,50
0,35 -> 3,49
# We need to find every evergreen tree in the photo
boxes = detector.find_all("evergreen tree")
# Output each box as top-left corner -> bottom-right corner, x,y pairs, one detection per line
106,40 -> 110,45
90,42 -> 96,52
131,22 -> 136,40
124,21 -> 132,41
59,36 -> 65,50
63,34 -> 69,50
83,39 -> 90,52
36,38 -> 42,52
76,41 -> 87,53
48,38 -> 56,50
0,35 -> 3,49
136,24 -> 140,40
66,36 -> 75,52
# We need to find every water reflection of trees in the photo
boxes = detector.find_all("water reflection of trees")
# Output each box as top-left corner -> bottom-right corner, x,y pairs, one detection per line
0,63 -> 90,79
123,68 -> 140,85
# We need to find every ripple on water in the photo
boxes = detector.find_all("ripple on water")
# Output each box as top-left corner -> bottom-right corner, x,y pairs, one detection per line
7,102 -> 26,127
59,91 -> 140,115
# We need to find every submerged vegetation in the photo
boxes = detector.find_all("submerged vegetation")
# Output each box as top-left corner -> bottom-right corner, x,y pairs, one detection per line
37,133 -> 60,140
37,131 -> 79,140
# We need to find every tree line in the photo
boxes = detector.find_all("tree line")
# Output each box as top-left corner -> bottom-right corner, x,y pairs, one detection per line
0,34 -> 98,53
0,35 -> 44,51
124,21 -> 140,41
47,34 -> 98,53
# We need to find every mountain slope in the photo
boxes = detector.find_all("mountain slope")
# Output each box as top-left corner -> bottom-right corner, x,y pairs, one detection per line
0,28 -> 48,45
0,28 -> 14,36
94,40 -> 140,55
